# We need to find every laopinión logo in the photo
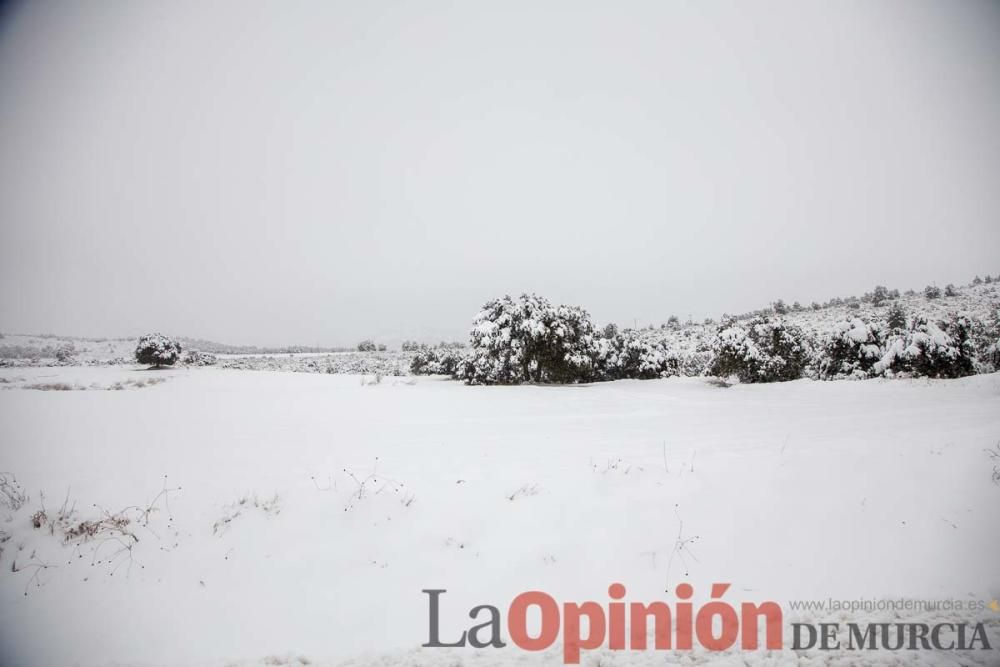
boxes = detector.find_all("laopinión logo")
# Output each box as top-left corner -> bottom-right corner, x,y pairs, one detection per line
422,584 -> 995,664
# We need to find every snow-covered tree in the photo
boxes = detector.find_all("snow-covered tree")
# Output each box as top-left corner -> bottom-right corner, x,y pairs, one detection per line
868,285 -> 892,306
816,318 -> 884,379
708,316 -> 809,383
924,285 -> 942,300
886,302 -> 907,331
874,316 -> 975,379
357,340 -> 377,352
458,294 -> 599,385
135,333 -> 182,368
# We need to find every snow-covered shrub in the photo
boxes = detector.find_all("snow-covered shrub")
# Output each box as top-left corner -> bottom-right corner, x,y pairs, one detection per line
924,285 -> 942,300
678,348 -> 712,377
134,333 -> 181,368
410,347 -> 465,376
944,284 -> 958,297
55,343 -> 76,363
400,340 -> 424,352
968,307 -> 999,372
708,316 -> 810,383
874,316 -> 975,378
183,349 -> 217,366
458,294 -> 599,385
816,318 -> 885,379
356,340 -> 377,352
597,329 -> 680,380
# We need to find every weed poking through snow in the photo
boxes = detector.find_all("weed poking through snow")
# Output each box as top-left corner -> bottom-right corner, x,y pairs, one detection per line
342,457 -> 405,512
590,457 -> 643,475
11,550 -> 54,596
0,472 -> 29,518
664,504 -> 699,593
985,442 -> 1000,485
5,476 -> 181,592
506,483 -> 540,501
212,493 -> 282,536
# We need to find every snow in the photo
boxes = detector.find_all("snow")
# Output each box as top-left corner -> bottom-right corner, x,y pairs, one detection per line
1,367 -> 999,666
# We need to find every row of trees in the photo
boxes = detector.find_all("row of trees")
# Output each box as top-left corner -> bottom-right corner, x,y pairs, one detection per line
730,276 -> 998,323
410,293 -> 999,385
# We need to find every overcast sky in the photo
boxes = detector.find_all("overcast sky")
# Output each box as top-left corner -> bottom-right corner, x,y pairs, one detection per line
1,1 -> 998,346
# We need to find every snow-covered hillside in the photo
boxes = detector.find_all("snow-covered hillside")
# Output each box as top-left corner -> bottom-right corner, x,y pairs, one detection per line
0,334 -> 136,364
1,366 -> 998,665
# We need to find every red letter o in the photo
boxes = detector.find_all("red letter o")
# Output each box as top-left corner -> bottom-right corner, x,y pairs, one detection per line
508,591 -> 560,650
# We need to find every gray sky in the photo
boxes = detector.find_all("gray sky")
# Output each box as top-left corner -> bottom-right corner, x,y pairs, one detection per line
1,1 -> 998,346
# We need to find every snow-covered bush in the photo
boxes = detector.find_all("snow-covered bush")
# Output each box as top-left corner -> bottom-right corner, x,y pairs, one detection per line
816,318 -> 885,379
597,329 -> 680,380
55,343 -> 76,363
410,347 -> 464,376
356,340 -> 377,352
708,316 -> 810,383
874,316 -> 975,379
924,285 -> 942,300
967,307 -> 999,372
679,347 -> 712,377
990,308 -> 1000,368
134,333 -> 182,368
183,349 -> 217,366
458,294 -> 599,385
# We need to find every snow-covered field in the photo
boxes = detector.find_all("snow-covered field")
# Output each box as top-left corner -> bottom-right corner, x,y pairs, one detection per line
1,366 -> 999,666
